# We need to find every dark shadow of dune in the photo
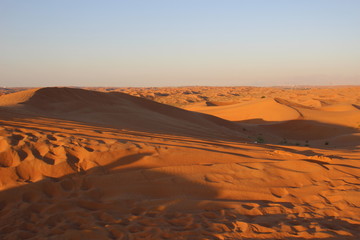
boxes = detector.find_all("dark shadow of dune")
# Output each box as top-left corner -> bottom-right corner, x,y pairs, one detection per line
352,104 -> 360,110
237,118 -> 280,124
205,101 -> 239,106
238,118 -> 360,150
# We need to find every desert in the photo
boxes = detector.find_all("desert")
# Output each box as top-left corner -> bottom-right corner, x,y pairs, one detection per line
0,86 -> 359,239
2,0 -> 360,238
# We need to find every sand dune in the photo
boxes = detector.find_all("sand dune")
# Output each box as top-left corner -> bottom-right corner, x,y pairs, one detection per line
320,103 -> 359,112
0,87 -> 245,140
184,93 -> 360,147
0,87 -> 359,239
186,98 -> 301,122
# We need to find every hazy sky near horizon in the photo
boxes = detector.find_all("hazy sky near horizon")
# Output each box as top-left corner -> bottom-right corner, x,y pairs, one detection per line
1,0 -> 360,87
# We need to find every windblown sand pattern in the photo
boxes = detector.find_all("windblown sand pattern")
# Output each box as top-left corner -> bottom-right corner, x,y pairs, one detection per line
0,87 -> 359,239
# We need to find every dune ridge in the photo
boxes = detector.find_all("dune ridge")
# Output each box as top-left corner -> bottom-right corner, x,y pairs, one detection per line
0,87 -> 246,140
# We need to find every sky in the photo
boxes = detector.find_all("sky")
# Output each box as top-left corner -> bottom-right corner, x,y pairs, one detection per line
1,0 -> 360,87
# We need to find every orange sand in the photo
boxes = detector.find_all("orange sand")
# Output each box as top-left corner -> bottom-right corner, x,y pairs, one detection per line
0,87 -> 359,239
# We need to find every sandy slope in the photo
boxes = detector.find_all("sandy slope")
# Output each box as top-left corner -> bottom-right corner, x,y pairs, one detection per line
185,98 -> 301,122
0,87 -> 245,140
184,95 -> 360,148
0,87 -> 359,239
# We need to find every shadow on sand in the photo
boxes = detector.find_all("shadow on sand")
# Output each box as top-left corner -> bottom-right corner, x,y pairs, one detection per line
237,118 -> 360,150
0,151 -> 359,239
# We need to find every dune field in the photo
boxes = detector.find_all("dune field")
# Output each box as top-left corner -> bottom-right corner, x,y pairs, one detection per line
0,86 -> 359,239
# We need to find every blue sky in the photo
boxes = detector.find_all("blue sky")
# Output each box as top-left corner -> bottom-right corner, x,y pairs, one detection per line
1,0 -> 359,87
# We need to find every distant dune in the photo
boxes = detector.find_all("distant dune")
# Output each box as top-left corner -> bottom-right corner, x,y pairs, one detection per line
186,98 -> 301,122
0,86 -> 359,239
183,88 -> 360,147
